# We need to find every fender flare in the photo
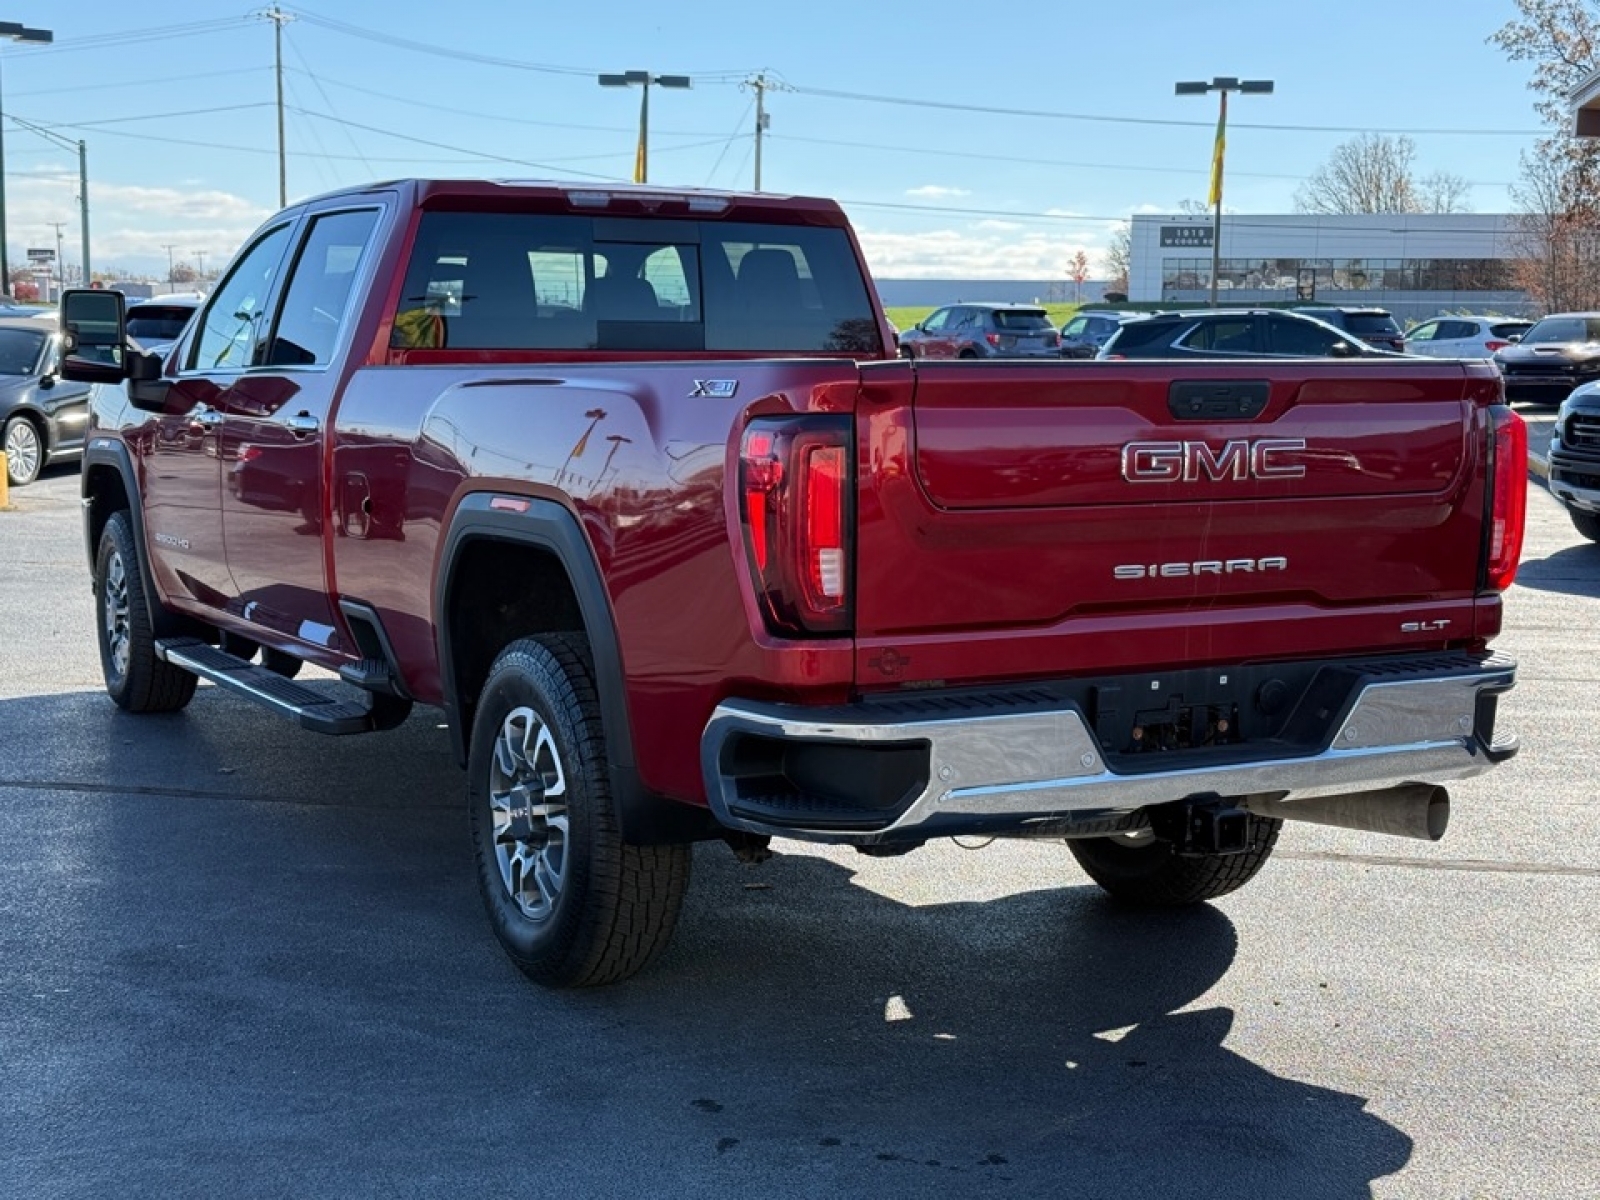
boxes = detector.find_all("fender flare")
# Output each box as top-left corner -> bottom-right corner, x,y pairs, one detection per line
79,437 -> 177,636
435,495 -> 714,845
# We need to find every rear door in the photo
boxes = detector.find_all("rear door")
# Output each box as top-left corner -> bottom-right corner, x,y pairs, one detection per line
853,358 -> 1494,690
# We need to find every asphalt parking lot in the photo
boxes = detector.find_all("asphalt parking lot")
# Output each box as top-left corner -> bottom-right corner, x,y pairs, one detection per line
1,424 -> 1597,1199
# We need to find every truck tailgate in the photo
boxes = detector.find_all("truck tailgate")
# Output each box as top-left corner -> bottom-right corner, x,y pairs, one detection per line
853,358 -> 1503,690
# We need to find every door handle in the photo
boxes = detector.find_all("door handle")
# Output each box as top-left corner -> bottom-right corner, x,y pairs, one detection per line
286,412 -> 320,436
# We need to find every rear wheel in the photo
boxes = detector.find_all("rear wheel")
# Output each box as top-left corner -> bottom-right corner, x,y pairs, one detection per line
1569,507 -> 1600,543
467,634 -> 691,987
95,510 -> 197,713
1067,816 -> 1281,905
958,349 -> 978,360
3,415 -> 43,486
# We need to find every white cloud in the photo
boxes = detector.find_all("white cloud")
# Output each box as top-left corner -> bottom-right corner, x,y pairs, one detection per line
3,178 -> 272,277
905,185 -> 971,199
856,224 -> 1111,280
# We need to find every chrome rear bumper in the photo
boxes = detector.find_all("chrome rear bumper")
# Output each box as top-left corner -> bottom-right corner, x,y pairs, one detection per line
701,656 -> 1516,844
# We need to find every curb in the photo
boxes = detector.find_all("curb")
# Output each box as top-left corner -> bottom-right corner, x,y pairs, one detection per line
1530,451 -> 1550,483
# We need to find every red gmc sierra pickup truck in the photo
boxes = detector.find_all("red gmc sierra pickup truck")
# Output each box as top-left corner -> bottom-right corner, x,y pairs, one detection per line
60,178 -> 1526,987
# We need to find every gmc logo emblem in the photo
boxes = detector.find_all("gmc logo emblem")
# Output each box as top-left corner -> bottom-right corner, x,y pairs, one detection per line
1122,438 -> 1307,483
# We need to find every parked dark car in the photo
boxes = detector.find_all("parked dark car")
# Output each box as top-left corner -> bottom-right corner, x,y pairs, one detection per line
898,302 -> 1059,359
1546,380 -> 1600,541
1058,309 -> 1129,359
125,294 -> 203,358
1492,312 -> 1600,406
1097,309 -> 1382,360
0,316 -> 104,486
1292,306 -> 1407,353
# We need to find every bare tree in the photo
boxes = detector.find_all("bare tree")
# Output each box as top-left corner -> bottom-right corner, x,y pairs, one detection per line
1417,170 -> 1474,213
1295,134 -> 1419,213
1509,144 -> 1600,311
1492,0 -> 1600,309
1101,221 -> 1130,294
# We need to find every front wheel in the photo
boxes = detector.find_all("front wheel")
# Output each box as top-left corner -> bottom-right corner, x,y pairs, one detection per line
1569,507 -> 1600,543
95,510 -> 197,712
467,634 -> 691,987
4,415 -> 43,486
1067,815 -> 1281,905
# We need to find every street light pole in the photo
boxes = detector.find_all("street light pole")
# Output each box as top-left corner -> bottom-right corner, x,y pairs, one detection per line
1175,76 -> 1273,308
0,21 -> 52,298
597,70 -> 691,184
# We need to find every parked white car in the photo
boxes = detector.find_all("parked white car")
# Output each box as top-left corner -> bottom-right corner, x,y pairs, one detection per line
1406,315 -> 1534,359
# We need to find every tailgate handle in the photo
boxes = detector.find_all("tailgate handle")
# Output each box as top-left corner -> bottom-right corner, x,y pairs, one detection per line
1168,380 -> 1270,421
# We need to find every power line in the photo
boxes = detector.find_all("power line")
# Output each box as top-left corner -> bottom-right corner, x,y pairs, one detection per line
787,83 -> 1544,138
771,132 -> 1513,188
20,18 -> 252,55
11,66 -> 274,99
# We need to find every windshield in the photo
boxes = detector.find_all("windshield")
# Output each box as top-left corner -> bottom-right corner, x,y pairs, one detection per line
1521,316 -> 1600,344
0,326 -> 46,375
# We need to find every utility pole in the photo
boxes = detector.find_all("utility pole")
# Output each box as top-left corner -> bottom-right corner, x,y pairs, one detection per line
162,244 -> 175,291
77,139 -> 88,282
193,249 -> 206,282
259,5 -> 294,207
750,74 -> 771,191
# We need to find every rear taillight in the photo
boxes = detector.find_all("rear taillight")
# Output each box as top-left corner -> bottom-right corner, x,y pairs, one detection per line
985,332 -> 1001,347
1485,340 -> 1510,353
739,416 -> 853,635
1486,406 -> 1527,592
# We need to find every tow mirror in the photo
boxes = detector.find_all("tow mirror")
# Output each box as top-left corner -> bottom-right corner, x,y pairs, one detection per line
60,288 -> 128,384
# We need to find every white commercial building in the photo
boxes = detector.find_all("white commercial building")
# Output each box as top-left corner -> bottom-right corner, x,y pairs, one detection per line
1129,212 -> 1530,321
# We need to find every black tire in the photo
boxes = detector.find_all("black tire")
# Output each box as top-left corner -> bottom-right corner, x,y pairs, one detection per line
1569,507 -> 1600,543
958,349 -> 978,359
219,632 -> 302,678
3,414 -> 44,487
1067,815 -> 1281,905
261,647 -> 304,678
467,634 -> 691,987
95,510 -> 198,713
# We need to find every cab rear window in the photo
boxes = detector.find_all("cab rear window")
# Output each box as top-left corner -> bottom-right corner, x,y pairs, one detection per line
391,212 -> 882,355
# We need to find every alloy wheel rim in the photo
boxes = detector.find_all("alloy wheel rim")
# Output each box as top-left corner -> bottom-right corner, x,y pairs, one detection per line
103,550 -> 131,681
5,421 -> 39,483
489,705 -> 570,922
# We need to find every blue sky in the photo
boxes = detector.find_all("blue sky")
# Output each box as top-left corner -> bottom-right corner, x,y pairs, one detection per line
3,1 -> 1553,283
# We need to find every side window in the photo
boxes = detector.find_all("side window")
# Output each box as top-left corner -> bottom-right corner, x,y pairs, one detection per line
1409,321 -> 1438,343
1182,318 -> 1255,352
1269,316 -> 1343,356
189,224 -> 294,371
267,209 -> 380,367
1441,320 -> 1475,341
1063,316 -> 1087,336
923,308 -> 951,332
